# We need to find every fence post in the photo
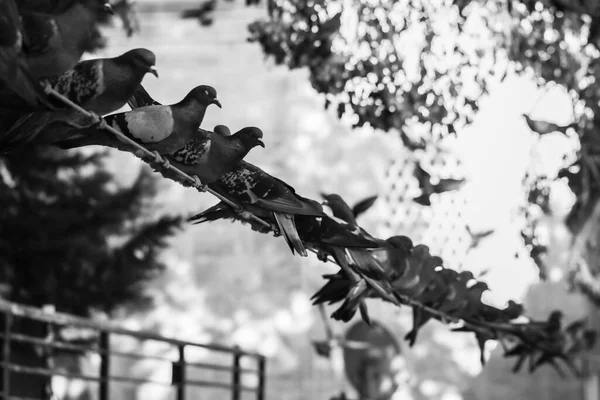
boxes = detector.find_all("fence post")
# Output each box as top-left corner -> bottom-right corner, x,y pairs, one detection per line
99,331 -> 110,400
2,313 -> 11,400
232,349 -> 241,400
257,355 -> 266,400
177,345 -> 186,400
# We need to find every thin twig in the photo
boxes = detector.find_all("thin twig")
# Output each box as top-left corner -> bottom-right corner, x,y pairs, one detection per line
43,86 -> 271,229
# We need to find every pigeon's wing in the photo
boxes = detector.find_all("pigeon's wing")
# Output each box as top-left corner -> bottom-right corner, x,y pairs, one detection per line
352,195 -> 377,218
52,59 -> 104,105
214,162 -> 325,216
121,105 -> 174,143
127,84 -> 161,109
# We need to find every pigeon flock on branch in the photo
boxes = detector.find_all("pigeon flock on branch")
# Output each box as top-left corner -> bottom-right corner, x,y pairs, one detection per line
0,0 -> 596,377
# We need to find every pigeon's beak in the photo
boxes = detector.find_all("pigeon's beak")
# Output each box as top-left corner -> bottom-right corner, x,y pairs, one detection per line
103,3 -> 114,14
148,67 -> 159,78
257,138 -> 265,148
212,99 -> 222,108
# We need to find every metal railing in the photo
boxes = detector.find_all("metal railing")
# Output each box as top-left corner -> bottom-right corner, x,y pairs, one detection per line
0,300 -> 266,400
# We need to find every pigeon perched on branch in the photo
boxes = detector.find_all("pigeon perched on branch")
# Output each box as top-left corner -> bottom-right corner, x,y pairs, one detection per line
20,0 -> 114,80
0,0 -> 54,108
121,84 -> 323,256
54,85 -> 221,163
321,193 -> 378,225
154,126 -> 265,189
190,162 -> 326,256
1,49 -> 158,151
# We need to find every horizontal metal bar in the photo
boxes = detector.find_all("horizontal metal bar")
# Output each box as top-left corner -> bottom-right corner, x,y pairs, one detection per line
181,360 -> 257,374
0,362 -> 260,391
0,301 -> 262,358
0,333 -> 96,354
2,333 -> 261,373
185,378 -> 258,392
0,362 -> 171,387
0,395 -> 48,400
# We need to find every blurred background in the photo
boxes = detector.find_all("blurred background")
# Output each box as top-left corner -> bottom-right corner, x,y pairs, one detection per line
2,0 -> 600,399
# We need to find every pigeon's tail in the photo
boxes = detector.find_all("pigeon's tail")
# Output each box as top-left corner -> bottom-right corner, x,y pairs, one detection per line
330,281 -> 369,323
311,275 -> 352,305
53,130 -> 119,150
273,212 -> 307,257
404,329 -> 418,347
127,84 -> 160,109
348,249 -> 387,280
187,203 -> 231,224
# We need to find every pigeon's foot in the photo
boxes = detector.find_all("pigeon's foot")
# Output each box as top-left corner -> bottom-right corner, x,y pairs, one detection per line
233,206 -> 253,220
191,175 -> 206,191
152,151 -> 162,163
63,112 -> 106,130
151,151 -> 172,169
316,250 -> 329,262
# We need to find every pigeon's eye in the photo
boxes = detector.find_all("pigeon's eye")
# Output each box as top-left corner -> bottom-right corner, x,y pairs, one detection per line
204,90 -> 210,96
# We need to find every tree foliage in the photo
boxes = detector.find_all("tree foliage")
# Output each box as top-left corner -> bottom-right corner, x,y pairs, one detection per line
245,0 -> 600,295
0,146 -> 181,316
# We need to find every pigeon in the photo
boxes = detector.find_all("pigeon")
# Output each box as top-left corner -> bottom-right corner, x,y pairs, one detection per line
322,193 -> 359,226
20,0 -> 114,80
54,85 -> 222,161
181,0 -> 216,26
412,162 -> 466,206
189,161 -> 326,256
1,48 -> 159,151
404,271 -> 451,346
124,83 -> 321,257
320,193 -> 387,279
522,114 -> 577,136
466,225 -> 495,250
157,126 -> 266,187
451,324 -> 497,365
0,0 -> 56,108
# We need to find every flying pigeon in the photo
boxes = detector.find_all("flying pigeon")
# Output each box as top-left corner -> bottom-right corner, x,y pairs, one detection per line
466,225 -> 495,250
522,114 -> 577,136
412,162 -> 466,206
54,85 -> 222,162
0,0 -> 55,108
1,48 -> 159,151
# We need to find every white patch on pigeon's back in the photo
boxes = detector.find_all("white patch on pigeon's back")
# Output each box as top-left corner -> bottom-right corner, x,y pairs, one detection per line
125,106 -> 174,143
93,61 -> 104,94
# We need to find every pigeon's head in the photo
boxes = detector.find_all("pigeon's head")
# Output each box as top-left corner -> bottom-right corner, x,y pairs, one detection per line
385,235 -> 413,253
189,85 -> 221,108
213,125 -> 232,136
121,48 -> 158,77
471,281 -> 489,292
320,193 -> 344,206
458,270 -> 475,282
235,127 -> 265,149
